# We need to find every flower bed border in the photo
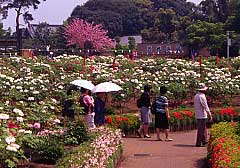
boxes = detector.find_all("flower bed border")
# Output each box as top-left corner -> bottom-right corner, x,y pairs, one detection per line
208,122 -> 240,168
56,127 -> 122,168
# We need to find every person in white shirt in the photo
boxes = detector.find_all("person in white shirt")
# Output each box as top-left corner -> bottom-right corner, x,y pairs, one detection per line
194,83 -> 212,147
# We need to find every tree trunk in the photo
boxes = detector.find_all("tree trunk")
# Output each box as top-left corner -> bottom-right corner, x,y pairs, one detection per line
16,5 -> 22,55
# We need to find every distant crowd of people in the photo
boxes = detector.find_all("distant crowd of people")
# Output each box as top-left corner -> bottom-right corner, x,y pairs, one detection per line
136,83 -> 212,147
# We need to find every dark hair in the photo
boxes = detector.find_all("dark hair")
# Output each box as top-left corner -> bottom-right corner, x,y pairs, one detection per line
160,86 -> 167,95
80,87 -> 91,95
144,84 -> 151,92
67,85 -> 78,95
80,87 -> 87,93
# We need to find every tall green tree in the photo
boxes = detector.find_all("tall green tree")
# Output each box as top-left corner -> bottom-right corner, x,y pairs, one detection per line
199,0 -> 231,22
128,37 -> 136,50
141,27 -> 166,43
3,0 -> 46,54
155,8 -> 179,42
50,26 -> 67,49
151,0 -> 195,16
32,22 -> 53,49
185,21 -> 226,55
226,0 -> 240,33
71,0 -> 153,37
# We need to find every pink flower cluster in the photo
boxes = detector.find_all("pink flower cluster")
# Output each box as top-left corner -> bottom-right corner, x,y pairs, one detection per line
69,127 -> 122,167
64,18 -> 115,50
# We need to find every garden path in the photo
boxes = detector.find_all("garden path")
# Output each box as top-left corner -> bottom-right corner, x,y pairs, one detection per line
119,130 -> 208,168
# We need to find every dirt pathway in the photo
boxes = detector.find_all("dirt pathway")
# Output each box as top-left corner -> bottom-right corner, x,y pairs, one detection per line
119,130 -> 208,168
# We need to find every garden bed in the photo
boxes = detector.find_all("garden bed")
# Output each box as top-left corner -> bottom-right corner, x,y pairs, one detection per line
16,127 -> 122,168
208,122 -> 240,168
0,55 -> 239,167
104,106 -> 240,136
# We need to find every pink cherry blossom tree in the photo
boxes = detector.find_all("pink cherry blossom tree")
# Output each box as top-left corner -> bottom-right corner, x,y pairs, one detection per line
64,18 -> 115,50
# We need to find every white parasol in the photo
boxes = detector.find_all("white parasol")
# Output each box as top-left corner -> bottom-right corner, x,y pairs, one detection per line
70,79 -> 95,90
92,82 -> 122,93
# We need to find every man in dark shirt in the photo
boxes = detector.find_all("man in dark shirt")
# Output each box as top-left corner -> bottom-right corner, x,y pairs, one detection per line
137,84 -> 152,138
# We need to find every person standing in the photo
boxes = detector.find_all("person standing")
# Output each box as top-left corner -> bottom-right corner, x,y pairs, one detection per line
62,85 -> 78,121
137,84 -> 152,138
80,87 -> 95,129
194,83 -> 212,147
94,92 -> 106,126
154,86 -> 173,141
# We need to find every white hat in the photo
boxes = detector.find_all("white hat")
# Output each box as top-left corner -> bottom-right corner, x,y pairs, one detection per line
196,83 -> 208,91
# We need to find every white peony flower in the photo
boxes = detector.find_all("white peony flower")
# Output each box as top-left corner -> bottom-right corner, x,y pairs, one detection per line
24,130 -> 32,134
16,86 -> 22,90
13,108 -> 22,114
6,143 -> 20,152
33,91 -> 39,94
18,129 -> 26,133
17,117 -> 24,122
53,119 -> 60,124
28,97 -> 35,101
0,113 -> 9,120
5,136 -> 16,144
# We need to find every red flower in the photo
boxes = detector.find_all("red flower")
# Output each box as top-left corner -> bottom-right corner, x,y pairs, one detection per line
220,107 -> 235,116
122,117 -> 129,122
7,121 -> 19,129
116,116 -> 122,122
183,111 -> 193,117
172,112 -> 184,119
105,116 -> 112,124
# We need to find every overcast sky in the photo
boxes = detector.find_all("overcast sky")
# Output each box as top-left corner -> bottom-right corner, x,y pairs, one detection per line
2,0 -> 202,30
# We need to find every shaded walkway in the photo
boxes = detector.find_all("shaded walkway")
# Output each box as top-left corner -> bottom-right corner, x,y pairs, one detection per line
119,130 -> 208,168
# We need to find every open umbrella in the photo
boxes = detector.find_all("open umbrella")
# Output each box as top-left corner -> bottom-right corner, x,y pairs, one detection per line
70,79 -> 95,90
92,82 -> 122,93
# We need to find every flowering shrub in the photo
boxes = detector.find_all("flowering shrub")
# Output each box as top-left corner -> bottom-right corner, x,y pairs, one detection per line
23,134 -> 64,164
212,106 -> 240,123
208,122 -> 240,168
0,105 -> 32,168
56,127 -> 122,168
170,110 -> 195,128
1,55 -> 239,109
105,107 -> 240,134
220,107 -> 236,116
105,114 -> 140,132
105,114 -> 140,135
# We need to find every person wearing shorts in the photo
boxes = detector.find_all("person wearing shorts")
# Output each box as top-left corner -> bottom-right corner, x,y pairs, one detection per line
155,86 -> 173,141
137,84 -> 152,138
